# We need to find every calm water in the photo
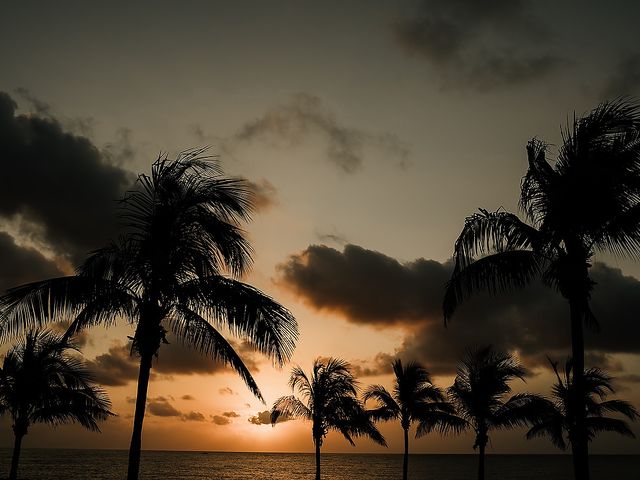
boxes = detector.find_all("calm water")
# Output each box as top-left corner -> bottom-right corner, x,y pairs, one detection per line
0,449 -> 637,479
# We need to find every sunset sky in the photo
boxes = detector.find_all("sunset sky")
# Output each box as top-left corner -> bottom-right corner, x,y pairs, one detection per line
1,0 -> 640,455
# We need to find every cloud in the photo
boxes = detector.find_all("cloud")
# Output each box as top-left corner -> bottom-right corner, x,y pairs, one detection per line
148,397 -> 181,417
218,387 -> 236,395
232,93 -> 409,173
0,232 -> 63,294
181,395 -> 195,401
246,178 -> 278,212
393,0 -> 565,91
211,415 -> 232,426
277,244 -> 640,374
315,228 -> 348,246
181,411 -> 206,422
0,91 -> 134,265
601,54 -> 640,99
86,335 -> 262,386
87,343 -> 140,387
248,410 -> 293,426
350,352 -> 395,377
222,411 -> 240,418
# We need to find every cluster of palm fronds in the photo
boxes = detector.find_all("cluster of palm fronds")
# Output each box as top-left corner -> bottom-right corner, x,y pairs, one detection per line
271,348 -> 637,480
0,149 -> 298,480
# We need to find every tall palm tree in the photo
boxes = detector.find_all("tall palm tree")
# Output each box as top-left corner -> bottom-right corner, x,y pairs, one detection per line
527,359 -> 638,450
364,359 -> 462,480
0,329 -> 113,480
443,100 -> 640,480
271,358 -> 387,480
447,347 -> 547,480
0,149 -> 298,480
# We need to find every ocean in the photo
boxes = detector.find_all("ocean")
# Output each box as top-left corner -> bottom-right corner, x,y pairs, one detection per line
0,450 -> 637,479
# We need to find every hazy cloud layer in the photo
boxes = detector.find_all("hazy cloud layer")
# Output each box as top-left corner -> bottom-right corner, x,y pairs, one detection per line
601,54 -> 640,98
86,336 -> 262,386
232,93 -> 409,173
0,232 -> 63,294
0,91 -> 134,265
246,178 -> 278,212
278,244 -> 640,374
393,0 -> 565,91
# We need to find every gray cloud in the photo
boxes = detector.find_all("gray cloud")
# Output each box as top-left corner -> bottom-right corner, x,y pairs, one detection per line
248,410 -> 292,426
0,91 -> 134,265
0,232 -> 63,295
246,178 -> 278,212
182,411 -> 206,422
601,54 -> 640,99
393,0 -> 565,91
350,352 -> 395,378
277,244 -> 640,374
211,415 -> 231,426
233,93 -> 409,173
86,335 -> 262,386
148,397 -> 181,417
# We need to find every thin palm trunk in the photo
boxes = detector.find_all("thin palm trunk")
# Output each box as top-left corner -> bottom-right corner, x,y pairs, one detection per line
8,431 -> 24,480
477,442 -> 485,480
403,427 -> 409,480
127,352 -> 153,480
569,298 -> 589,480
314,437 -> 321,480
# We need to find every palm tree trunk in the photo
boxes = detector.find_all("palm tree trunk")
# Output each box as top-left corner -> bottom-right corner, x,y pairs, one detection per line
403,426 -> 409,480
569,298 -> 590,480
477,442 -> 485,480
8,431 -> 24,480
127,352 -> 153,480
314,437 -> 321,480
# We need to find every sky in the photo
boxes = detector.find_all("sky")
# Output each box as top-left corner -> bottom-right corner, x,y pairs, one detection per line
1,0 -> 640,455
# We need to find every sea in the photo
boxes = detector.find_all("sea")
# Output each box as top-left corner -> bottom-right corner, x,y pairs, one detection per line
0,450 -> 638,479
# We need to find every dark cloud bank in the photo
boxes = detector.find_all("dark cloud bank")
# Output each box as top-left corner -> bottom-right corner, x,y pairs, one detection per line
278,244 -> 640,376
393,0 -> 565,91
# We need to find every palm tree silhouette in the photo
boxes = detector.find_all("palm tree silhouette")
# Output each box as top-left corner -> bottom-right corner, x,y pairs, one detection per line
447,347 -> 547,480
527,359 -> 638,450
271,357 -> 387,480
0,149 -> 298,480
364,359 -> 462,480
443,100 -> 640,480
0,329 -> 113,480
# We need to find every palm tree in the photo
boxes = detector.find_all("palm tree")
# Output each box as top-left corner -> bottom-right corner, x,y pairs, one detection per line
364,359 -> 462,480
0,149 -> 298,480
447,347 -> 547,480
527,359 -> 638,450
0,329 -> 113,480
443,100 -> 640,480
271,358 -> 387,480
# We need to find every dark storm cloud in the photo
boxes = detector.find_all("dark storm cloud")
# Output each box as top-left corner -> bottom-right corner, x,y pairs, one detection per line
276,244 -> 450,325
393,0 -> 565,91
277,244 -> 640,374
86,336 -> 262,386
0,91 -> 134,264
233,93 -> 410,173
248,410 -> 292,425
601,54 -> 640,99
0,232 -> 63,294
